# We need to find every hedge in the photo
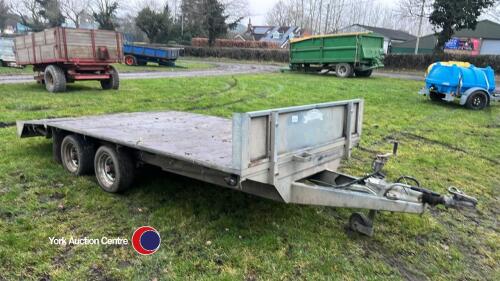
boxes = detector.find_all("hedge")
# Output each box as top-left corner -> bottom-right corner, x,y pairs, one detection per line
384,54 -> 500,72
182,46 -> 289,62
191,38 -> 280,49
182,46 -> 500,72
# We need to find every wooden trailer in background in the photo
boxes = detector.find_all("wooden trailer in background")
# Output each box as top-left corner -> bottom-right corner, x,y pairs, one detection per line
14,27 -> 123,92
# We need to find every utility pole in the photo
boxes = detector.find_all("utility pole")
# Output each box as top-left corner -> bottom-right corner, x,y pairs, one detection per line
324,3 -> 330,34
415,0 -> 426,54
181,13 -> 184,38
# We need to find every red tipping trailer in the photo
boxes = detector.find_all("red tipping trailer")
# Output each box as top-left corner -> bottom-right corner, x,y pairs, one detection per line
14,27 -> 123,92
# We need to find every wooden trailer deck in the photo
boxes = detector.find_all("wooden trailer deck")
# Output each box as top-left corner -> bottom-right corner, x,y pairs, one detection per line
17,111 -> 237,174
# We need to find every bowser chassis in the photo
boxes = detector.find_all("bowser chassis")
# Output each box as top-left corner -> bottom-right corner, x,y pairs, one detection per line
16,100 -> 477,236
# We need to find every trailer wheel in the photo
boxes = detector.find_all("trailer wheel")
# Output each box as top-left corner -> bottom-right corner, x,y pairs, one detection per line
44,65 -> 67,93
52,131 -> 66,164
124,55 -> 137,66
61,135 -> 94,175
94,145 -> 135,193
159,60 -> 175,67
101,65 -> 119,90
465,91 -> 488,110
349,212 -> 373,236
354,69 -> 373,77
429,91 -> 445,102
335,63 -> 353,78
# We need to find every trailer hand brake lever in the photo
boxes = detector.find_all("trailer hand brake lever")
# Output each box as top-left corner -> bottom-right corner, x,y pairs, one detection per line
372,142 -> 399,173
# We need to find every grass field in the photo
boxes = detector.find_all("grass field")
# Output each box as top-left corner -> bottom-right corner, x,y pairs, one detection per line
0,59 -> 214,75
0,73 -> 498,280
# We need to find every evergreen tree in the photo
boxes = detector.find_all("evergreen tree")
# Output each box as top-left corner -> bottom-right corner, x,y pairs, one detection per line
37,0 -> 65,27
180,0 -> 241,45
136,5 -> 173,43
92,0 -> 119,30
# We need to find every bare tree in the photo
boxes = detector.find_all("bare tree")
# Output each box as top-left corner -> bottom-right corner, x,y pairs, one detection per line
266,0 -> 290,26
485,1 -> 500,22
91,0 -> 120,30
0,0 -> 9,33
10,0 -> 46,31
397,0 -> 434,53
222,0 -> 249,23
265,0 -> 438,37
61,0 -> 87,28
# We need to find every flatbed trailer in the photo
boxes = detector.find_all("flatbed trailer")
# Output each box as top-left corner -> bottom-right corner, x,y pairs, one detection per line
17,100 -> 477,236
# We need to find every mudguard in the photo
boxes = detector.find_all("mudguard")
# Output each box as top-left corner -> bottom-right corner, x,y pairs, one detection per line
460,87 -> 489,105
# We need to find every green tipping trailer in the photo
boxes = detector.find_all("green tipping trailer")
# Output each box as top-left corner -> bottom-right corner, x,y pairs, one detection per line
288,32 -> 384,78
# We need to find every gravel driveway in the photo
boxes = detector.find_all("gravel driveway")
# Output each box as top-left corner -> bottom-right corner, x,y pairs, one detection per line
1,63 -> 498,90
0,62 -> 281,84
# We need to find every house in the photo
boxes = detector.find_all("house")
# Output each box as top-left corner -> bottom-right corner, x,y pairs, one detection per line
339,24 -> 416,53
1,17 -> 26,35
238,19 -> 302,48
392,20 -> 500,55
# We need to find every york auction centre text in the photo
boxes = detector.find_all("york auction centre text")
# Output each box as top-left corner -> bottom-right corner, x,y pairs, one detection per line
49,236 -> 129,246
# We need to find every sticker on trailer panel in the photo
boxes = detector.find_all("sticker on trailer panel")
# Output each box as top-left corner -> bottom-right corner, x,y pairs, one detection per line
291,115 -> 299,123
303,109 -> 323,124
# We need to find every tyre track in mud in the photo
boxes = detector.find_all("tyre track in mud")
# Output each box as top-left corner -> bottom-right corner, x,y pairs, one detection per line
395,132 -> 500,165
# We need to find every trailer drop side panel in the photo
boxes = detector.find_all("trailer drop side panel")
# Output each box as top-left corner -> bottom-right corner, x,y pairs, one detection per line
14,28 -> 123,65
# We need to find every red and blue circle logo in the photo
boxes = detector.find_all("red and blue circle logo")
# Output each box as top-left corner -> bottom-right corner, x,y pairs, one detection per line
132,226 -> 161,255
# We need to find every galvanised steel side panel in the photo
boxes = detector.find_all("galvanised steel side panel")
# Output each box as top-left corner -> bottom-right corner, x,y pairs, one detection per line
232,99 -> 364,190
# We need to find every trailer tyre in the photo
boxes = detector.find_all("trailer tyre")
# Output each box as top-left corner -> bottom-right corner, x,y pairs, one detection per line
349,212 -> 373,236
429,91 -> 445,102
94,145 -> 135,193
52,131 -> 66,164
44,65 -> 67,93
159,60 -> 175,67
124,55 -> 137,66
354,69 -> 373,77
335,63 -> 353,78
61,135 -> 94,175
465,91 -> 488,110
101,65 -> 119,90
